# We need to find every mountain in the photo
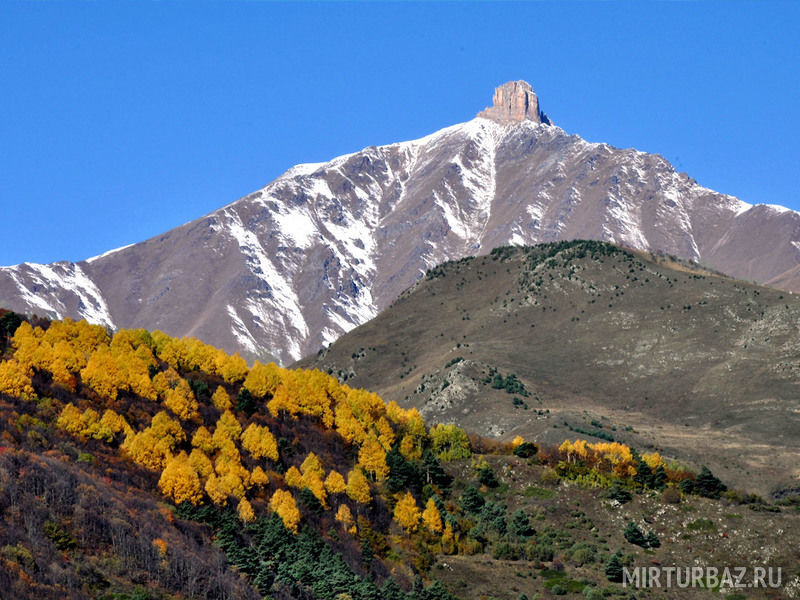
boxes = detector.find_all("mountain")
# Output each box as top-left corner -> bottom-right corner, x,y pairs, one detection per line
2,81 -> 800,363
297,241 -> 800,497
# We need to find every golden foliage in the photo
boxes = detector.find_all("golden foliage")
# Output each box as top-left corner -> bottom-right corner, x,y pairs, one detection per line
244,361 -> 283,398
324,470 -> 347,495
284,466 -> 303,489
158,451 -> 203,505
163,379 -> 199,421
269,489 -> 300,533
511,435 -> 525,448
188,448 -> 214,479
191,426 -> 215,454
357,432 -> 389,480
240,423 -> 278,461
441,521 -> 456,554
421,497 -> 442,534
237,497 -> 255,523
80,346 -> 124,400
345,468 -> 371,505
211,385 -> 232,411
393,491 -> 421,533
335,503 -> 355,533
251,466 -> 269,487
216,351 -> 249,384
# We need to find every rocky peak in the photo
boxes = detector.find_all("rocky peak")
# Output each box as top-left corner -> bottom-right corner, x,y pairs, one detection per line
477,80 -> 552,125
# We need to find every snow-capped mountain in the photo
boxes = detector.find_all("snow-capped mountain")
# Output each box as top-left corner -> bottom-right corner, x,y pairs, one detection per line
2,81 -> 800,364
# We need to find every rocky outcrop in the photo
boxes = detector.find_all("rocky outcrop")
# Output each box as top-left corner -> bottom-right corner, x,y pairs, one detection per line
477,81 -> 551,124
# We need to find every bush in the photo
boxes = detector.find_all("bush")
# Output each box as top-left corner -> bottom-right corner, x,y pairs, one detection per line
513,442 -> 538,458
604,484 -> 632,504
661,487 -> 681,504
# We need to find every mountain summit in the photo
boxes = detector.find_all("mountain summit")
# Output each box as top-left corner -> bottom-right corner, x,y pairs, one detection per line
477,80 -> 551,124
1,83 -> 799,362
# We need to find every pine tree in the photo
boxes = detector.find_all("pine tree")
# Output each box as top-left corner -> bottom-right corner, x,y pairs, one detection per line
624,521 -> 647,547
605,552 -> 623,582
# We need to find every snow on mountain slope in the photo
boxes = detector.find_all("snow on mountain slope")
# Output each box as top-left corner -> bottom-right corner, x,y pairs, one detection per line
1,81 -> 799,363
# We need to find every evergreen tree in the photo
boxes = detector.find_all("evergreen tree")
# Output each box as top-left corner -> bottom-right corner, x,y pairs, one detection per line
694,466 -> 727,499
459,485 -> 485,513
605,551 -> 624,582
653,464 -> 668,491
623,521 -> 647,547
511,509 -> 534,538
645,530 -> 660,548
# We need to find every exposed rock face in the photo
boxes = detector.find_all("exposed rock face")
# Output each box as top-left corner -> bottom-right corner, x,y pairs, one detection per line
1,81 -> 799,363
477,81 -> 551,124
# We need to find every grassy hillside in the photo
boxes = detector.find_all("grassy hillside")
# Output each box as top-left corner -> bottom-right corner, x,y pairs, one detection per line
1,310 -> 798,599
297,241 -> 800,497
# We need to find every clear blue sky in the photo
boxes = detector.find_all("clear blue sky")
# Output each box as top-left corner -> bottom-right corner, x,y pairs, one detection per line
1,1 -> 798,266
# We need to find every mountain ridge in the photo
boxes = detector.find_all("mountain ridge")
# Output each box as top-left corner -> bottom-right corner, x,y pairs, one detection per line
2,82 -> 800,363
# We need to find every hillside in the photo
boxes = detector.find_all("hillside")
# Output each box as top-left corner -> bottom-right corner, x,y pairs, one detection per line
297,241 -> 800,497
3,82 -> 800,363
2,312 -> 798,599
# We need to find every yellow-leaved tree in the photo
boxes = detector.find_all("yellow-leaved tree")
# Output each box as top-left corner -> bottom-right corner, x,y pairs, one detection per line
237,497 -> 255,523
345,468 -> 371,505
269,489 -> 301,533
324,470 -> 347,495
335,503 -> 356,534
357,432 -> 389,481
211,385 -> 232,411
393,491 -> 421,533
421,497 -> 443,534
244,361 -> 283,398
240,423 -> 278,461
158,451 -> 203,505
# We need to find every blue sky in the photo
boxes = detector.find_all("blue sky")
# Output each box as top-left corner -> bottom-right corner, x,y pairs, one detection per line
1,1 -> 798,266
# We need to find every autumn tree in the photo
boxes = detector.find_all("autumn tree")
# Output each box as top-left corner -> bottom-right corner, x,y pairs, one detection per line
216,351 -> 249,383
211,385 -> 233,411
237,497 -> 255,523
251,466 -> 269,487
430,423 -> 471,461
393,491 -> 421,533
240,423 -> 278,461
270,489 -> 301,533
285,466 -> 303,489
345,468 -> 371,505
158,451 -> 203,505
421,497 -> 443,534
357,432 -> 389,480
335,504 -> 356,535
244,361 -> 283,398
324,470 -> 347,495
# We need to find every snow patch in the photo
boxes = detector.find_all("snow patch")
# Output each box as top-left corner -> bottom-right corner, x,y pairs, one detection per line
86,243 -> 135,263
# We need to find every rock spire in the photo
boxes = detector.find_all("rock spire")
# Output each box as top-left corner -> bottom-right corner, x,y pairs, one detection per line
477,80 -> 551,125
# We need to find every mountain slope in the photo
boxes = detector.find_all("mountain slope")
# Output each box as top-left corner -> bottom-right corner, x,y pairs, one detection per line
2,81 -> 800,363
297,241 -> 800,496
